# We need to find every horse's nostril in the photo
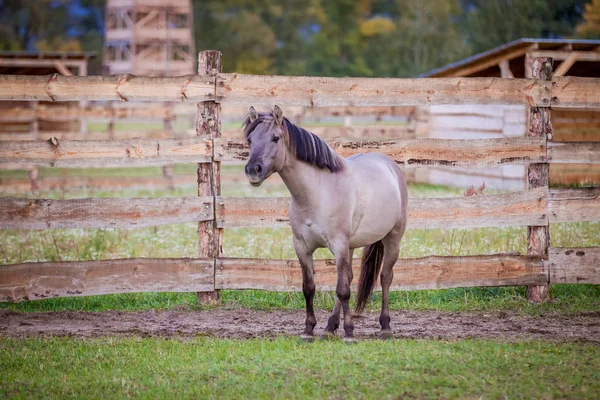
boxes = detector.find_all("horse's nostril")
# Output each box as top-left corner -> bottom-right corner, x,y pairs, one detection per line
245,164 -> 251,175
256,165 -> 262,174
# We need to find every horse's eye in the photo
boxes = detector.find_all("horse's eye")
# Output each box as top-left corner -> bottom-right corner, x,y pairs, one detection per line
272,136 -> 280,143
247,139 -> 252,145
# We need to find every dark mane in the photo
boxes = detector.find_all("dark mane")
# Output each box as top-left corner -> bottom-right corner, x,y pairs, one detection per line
243,112 -> 345,173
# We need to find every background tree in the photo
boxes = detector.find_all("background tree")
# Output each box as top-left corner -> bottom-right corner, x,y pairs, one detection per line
0,0 -> 592,76
576,0 -> 600,37
459,0 -> 588,54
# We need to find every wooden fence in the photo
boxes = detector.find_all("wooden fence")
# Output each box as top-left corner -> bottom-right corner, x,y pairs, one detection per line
0,52 -> 599,303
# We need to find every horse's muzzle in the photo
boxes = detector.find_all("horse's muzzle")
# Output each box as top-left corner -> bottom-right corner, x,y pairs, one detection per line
245,163 -> 264,186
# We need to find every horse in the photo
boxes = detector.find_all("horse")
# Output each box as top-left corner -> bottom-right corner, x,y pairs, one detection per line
243,105 -> 408,341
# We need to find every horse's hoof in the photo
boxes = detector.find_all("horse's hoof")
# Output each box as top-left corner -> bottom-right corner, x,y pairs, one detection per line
320,331 -> 337,340
342,336 -> 358,344
300,334 -> 315,343
379,329 -> 394,340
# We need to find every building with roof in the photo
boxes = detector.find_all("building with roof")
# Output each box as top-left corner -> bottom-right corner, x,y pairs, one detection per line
415,39 -> 600,190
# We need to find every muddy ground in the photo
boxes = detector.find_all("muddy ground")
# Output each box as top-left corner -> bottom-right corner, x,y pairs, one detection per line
1,309 -> 599,342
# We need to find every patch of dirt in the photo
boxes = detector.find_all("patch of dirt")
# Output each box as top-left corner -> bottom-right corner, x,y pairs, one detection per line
1,309 -> 599,342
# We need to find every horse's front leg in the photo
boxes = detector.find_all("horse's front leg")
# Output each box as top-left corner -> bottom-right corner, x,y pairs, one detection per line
333,245 -> 354,341
293,238 -> 317,340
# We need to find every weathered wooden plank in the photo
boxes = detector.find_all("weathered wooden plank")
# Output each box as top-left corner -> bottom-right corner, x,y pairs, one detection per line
216,74 -> 550,107
430,115 -> 504,132
0,137 -> 212,166
216,196 -> 290,228
213,137 -> 546,168
547,247 -> 600,284
414,166 -> 527,192
549,187 -> 600,223
552,76 -> 600,109
0,175 -> 197,194
0,196 -> 213,229
216,188 -> 548,229
548,142 -> 600,164
550,164 -> 600,186
215,254 -> 547,291
223,125 -> 414,140
0,74 -> 216,102
0,258 -> 214,302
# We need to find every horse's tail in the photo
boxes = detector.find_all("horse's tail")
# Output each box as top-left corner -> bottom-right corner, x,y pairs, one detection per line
355,240 -> 385,313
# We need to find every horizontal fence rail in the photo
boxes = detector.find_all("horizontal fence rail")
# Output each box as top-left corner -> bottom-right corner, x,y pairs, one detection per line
0,74 -> 216,102
2,137 -> 597,168
0,137 -> 212,167
214,137 -> 548,167
0,197 -> 214,229
548,247 -> 600,284
0,258 -> 215,302
2,188 -> 598,230
215,75 -> 551,107
0,74 -> 598,109
2,248 -> 599,302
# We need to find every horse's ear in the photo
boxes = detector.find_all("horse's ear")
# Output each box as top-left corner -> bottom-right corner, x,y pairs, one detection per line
273,105 -> 283,125
248,106 -> 258,122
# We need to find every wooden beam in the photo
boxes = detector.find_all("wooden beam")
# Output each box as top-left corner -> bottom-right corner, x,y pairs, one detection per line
134,10 -> 158,29
221,125 -> 414,140
440,46 -> 532,78
528,50 -> 600,62
552,76 -> 600,109
548,187 -> 600,223
216,74 -> 550,107
0,137 -> 212,167
547,247 -> 600,284
52,61 -> 73,76
0,59 -> 89,68
553,52 -> 580,77
0,175 -> 197,194
0,196 -> 213,229
548,141 -> 600,164
0,258 -> 214,302
213,137 -> 547,168
0,74 -> 216,102
549,164 -> 600,186
216,188 -> 549,230
499,59 -> 514,78
215,254 -> 547,292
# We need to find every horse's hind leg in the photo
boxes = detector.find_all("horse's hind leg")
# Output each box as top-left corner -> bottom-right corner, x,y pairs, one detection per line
293,238 -> 317,340
379,231 -> 402,339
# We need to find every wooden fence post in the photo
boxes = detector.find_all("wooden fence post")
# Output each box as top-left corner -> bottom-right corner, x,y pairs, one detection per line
526,57 -> 553,303
196,50 -> 222,304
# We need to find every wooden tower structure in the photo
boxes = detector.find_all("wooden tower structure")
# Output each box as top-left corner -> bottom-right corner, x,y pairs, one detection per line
104,0 -> 195,76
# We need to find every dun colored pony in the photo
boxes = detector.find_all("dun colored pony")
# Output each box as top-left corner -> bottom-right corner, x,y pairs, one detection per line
244,106 -> 408,341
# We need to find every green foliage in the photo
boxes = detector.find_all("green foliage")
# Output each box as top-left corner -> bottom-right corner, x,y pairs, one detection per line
576,0 -> 600,37
1,337 -> 599,399
0,0 -> 591,75
459,0 -> 588,54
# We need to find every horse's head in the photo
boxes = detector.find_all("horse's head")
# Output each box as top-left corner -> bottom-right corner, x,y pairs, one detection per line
243,105 -> 287,187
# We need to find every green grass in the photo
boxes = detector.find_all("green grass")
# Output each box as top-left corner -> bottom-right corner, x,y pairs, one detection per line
1,284 -> 598,314
1,337 -> 598,399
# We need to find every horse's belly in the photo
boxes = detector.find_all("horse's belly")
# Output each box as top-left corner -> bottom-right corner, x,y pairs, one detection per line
349,204 -> 399,248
